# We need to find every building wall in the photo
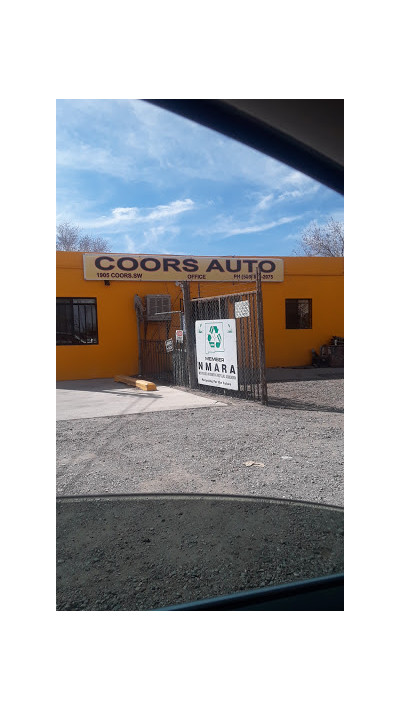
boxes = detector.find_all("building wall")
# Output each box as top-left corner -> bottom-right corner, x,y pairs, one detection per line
261,258 -> 344,367
56,252 -> 343,380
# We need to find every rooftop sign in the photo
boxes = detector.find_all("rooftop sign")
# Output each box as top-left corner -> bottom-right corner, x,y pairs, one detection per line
83,254 -> 284,282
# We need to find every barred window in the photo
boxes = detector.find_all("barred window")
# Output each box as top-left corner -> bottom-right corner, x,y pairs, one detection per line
56,298 -> 98,345
285,299 -> 312,329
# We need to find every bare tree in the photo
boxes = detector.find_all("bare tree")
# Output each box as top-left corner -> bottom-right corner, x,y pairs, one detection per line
90,236 -> 111,252
76,234 -> 93,252
56,222 -> 111,252
294,218 -> 344,257
56,222 -> 80,250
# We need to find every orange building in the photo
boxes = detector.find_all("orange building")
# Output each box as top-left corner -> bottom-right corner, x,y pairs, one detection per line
56,251 -> 343,381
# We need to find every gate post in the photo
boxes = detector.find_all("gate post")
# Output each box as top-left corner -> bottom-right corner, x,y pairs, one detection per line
256,269 -> 268,405
181,282 -> 197,389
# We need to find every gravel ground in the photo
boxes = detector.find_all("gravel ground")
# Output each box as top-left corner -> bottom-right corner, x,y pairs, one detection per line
57,377 -> 344,506
57,495 -> 343,611
56,375 -> 344,611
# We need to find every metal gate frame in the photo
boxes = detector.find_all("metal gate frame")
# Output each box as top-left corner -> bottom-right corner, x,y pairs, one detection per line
137,270 -> 267,404
188,272 -> 267,404
138,306 -> 189,385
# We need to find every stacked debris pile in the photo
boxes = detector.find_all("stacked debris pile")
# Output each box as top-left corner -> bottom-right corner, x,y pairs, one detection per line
312,336 -> 344,367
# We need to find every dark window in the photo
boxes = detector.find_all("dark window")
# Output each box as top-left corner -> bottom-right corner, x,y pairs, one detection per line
56,298 -> 98,345
285,299 -> 312,329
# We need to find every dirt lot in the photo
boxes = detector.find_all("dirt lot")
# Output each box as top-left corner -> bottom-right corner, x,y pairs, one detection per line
57,375 -> 343,505
56,373 -> 344,610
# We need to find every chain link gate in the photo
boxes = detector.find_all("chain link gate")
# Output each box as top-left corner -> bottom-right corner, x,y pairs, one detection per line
137,273 -> 267,403
137,299 -> 189,386
189,285 -> 267,403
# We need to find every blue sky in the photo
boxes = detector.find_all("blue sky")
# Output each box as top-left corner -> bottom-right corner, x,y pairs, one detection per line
56,99 -> 344,256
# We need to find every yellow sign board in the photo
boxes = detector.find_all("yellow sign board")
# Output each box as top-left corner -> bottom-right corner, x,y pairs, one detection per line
83,254 -> 284,283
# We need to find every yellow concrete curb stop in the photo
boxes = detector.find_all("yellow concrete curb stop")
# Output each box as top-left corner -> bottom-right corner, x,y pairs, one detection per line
114,375 -> 157,391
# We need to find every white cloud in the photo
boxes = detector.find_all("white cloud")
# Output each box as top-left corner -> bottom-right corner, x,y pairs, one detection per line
146,199 -> 194,221
256,194 -> 274,210
202,215 -> 302,240
120,225 -> 180,255
111,207 -> 139,220
227,216 -> 301,236
57,144 -> 134,181
276,184 -> 320,202
282,170 -> 315,187
277,190 -> 303,201
57,99 -> 302,191
253,182 -> 319,211
128,225 -> 177,255
123,234 -> 139,252
80,199 -> 195,230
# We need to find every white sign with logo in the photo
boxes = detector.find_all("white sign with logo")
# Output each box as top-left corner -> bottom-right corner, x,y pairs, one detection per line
195,319 -> 238,390
165,338 -> 174,352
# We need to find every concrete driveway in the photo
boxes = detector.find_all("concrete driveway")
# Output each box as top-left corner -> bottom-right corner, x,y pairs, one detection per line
56,379 -> 227,421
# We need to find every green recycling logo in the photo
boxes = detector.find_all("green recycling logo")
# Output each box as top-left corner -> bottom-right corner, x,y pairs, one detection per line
206,322 -> 224,353
208,325 -> 222,349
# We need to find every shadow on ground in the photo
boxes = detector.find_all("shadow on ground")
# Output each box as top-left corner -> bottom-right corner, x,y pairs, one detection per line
56,380 -> 161,397
265,368 -> 344,383
267,397 -> 343,414
57,494 -> 344,611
